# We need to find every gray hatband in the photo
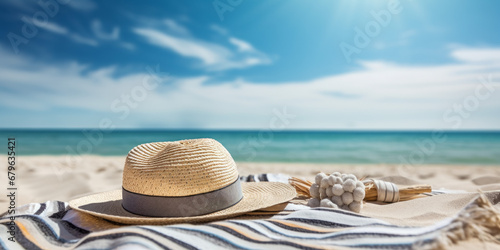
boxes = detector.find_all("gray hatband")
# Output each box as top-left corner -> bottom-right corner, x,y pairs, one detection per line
122,178 -> 243,217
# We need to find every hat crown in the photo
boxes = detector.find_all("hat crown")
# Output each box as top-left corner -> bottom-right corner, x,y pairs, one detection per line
123,138 -> 239,196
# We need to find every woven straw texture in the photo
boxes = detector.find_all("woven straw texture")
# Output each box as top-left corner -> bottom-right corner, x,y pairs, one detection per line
69,182 -> 296,225
123,138 -> 239,196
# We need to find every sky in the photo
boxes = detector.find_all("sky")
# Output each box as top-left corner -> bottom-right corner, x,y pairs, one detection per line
0,0 -> 499,130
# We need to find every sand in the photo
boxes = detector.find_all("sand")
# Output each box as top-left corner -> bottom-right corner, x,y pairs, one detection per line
2,155 -> 500,209
1,155 -> 500,248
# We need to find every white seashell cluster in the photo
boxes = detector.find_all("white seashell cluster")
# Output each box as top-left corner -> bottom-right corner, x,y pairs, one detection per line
307,172 -> 365,213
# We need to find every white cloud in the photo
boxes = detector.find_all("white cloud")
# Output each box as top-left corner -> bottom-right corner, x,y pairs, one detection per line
229,37 -> 254,52
134,28 -> 223,65
27,18 -> 100,47
1,47 -> 499,129
133,21 -> 271,71
0,0 -> 37,12
373,29 -> 417,50
66,0 -> 96,12
91,19 -> 120,40
400,30 -> 417,40
451,48 -> 500,63
28,18 -> 134,50
164,19 -> 190,35
210,24 -> 228,35
120,42 -> 135,50
33,19 -> 135,49
35,21 -> 68,34
70,34 -> 99,46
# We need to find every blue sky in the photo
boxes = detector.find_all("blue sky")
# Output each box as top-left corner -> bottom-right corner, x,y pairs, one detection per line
0,0 -> 499,130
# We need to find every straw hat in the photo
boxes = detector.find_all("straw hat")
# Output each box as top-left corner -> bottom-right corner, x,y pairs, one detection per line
69,138 -> 296,225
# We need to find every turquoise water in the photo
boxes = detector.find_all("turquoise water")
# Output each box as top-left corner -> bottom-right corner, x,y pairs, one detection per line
0,130 -> 499,165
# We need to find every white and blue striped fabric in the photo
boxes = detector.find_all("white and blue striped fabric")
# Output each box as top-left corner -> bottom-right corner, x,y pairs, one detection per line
0,174 -> 497,249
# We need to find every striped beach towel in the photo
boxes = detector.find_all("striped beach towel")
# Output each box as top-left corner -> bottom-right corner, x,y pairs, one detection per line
1,174 -> 499,249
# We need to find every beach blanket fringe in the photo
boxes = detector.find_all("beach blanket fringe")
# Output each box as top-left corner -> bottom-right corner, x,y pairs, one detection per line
417,193 -> 500,249
289,176 -> 500,248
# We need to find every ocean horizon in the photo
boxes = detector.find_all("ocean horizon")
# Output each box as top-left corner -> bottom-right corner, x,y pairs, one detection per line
1,129 -> 499,165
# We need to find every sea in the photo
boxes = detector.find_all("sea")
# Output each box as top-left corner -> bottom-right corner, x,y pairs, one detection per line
1,130 -> 499,165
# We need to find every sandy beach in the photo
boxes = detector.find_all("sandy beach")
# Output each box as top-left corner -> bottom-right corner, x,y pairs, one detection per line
2,155 -> 500,209
1,155 -> 500,249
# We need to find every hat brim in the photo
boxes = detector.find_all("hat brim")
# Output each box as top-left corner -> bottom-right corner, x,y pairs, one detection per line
69,182 -> 296,225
